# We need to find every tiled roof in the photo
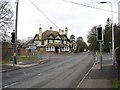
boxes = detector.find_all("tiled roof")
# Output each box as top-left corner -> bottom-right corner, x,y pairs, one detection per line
33,30 -> 70,42
22,39 -> 34,48
42,30 -> 59,40
60,34 -> 65,38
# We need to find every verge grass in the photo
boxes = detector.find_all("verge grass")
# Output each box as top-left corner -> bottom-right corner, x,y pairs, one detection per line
112,79 -> 120,89
2,56 -> 40,64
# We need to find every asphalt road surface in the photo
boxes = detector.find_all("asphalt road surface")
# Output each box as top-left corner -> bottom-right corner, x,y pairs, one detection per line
2,52 -> 95,88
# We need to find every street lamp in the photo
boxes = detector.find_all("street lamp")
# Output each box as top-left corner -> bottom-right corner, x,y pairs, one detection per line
100,2 -> 115,65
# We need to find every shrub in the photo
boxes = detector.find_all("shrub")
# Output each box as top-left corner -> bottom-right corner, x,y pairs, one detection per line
115,46 -> 120,82
2,42 -> 12,63
115,46 -> 120,68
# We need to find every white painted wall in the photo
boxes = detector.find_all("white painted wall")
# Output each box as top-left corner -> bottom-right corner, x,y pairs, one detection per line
44,40 -> 48,46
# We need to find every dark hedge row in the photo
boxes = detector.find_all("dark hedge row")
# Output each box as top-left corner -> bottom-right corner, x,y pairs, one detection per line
115,46 -> 120,81
115,46 -> 120,68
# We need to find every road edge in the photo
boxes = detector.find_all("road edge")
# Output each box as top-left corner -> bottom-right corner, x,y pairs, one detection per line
1,59 -> 50,73
76,61 -> 96,88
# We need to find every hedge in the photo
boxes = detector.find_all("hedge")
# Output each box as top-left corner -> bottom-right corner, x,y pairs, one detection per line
115,46 -> 120,68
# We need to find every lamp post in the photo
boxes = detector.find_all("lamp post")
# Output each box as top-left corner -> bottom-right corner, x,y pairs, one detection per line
100,2 -> 115,65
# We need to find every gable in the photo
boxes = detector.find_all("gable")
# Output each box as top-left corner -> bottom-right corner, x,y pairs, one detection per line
33,34 -> 39,42
55,35 -> 61,39
35,36 -> 39,40
61,35 -> 70,42
63,36 -> 67,40
48,34 -> 54,39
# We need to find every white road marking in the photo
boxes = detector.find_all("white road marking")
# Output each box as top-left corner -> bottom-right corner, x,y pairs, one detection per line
3,82 -> 17,88
76,62 -> 96,88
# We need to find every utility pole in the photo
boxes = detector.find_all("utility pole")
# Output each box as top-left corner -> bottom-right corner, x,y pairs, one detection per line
14,0 -> 19,64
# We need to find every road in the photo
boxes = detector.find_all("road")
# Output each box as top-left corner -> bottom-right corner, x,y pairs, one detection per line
2,52 -> 95,88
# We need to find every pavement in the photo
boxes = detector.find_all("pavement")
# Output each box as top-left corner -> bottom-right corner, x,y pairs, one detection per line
78,59 -> 118,88
1,59 -> 50,72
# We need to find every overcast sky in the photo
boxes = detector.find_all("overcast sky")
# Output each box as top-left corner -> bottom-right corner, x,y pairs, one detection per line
10,0 -> 119,42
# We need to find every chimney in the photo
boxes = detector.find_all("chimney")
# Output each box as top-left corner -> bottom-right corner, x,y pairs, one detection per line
50,27 -> 52,31
59,29 -> 62,34
39,27 -> 42,40
65,27 -> 68,36
61,30 -> 64,34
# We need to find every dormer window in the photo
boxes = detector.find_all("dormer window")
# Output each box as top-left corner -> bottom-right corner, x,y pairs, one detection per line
49,40 -> 54,43
54,40 -> 62,44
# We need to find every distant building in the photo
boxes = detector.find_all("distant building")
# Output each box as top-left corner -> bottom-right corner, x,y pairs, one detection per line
33,27 -> 70,53
118,1 -> 120,25
17,39 -> 35,56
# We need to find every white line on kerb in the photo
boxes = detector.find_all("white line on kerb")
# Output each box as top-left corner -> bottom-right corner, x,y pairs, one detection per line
76,62 -> 96,88
3,82 -> 17,88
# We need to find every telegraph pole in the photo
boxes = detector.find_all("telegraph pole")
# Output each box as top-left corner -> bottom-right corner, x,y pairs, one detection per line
14,0 -> 19,64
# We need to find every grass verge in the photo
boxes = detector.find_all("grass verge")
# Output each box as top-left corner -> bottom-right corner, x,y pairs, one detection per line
2,56 -> 40,64
112,79 -> 120,89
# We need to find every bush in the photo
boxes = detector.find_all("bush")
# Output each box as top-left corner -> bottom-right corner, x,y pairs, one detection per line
115,46 -> 120,68
2,42 -> 12,63
115,46 -> 120,82
112,79 -> 120,88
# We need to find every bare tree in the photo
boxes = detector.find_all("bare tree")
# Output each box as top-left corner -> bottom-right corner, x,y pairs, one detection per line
0,0 -> 14,41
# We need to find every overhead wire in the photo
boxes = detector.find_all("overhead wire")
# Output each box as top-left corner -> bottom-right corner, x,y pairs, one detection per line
63,0 -> 119,14
29,0 -> 60,29
27,0 -> 119,30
